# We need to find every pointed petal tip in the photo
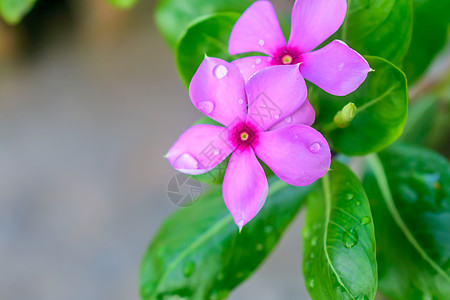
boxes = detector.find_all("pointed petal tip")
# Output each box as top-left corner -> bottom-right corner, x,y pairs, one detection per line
237,219 -> 245,233
370,68 -> 375,72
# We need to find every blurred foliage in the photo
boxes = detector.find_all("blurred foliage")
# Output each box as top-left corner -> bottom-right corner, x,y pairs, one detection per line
364,144 -> 450,299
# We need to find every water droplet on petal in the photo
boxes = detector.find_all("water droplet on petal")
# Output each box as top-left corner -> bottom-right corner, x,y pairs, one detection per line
251,64 -> 255,69
213,149 -> 220,156
255,58 -> 261,64
360,216 -> 371,225
182,261 -> 195,277
284,116 -> 292,123
274,114 -> 280,120
346,193 -> 354,200
338,63 -> 345,71
343,228 -> 359,248
258,39 -> 265,46
213,64 -> 228,79
238,98 -> 244,105
309,279 -> 315,288
173,153 -> 198,170
309,142 -> 321,153
267,57 -> 273,62
198,101 -> 214,114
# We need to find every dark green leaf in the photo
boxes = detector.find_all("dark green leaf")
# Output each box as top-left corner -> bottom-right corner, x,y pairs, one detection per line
106,0 -> 139,9
175,13 -> 239,87
403,0 -> 450,84
314,56 -> 408,156
302,160 -> 377,300
155,0 -> 253,48
140,179 -> 313,300
340,0 -> 413,65
363,144 -> 450,299
0,0 -> 36,24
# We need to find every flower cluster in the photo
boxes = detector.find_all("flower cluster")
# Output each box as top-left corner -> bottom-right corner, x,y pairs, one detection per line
166,0 -> 370,230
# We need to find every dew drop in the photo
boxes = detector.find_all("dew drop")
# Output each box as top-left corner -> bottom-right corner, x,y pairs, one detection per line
346,193 -> 354,200
238,98 -> 244,105
343,228 -> 359,249
309,142 -> 321,153
258,39 -> 265,46
302,227 -> 311,239
255,58 -> 262,64
309,279 -> 315,288
198,101 -> 215,114
310,253 -> 315,259
251,64 -> 256,69
182,261 -> 195,277
264,225 -> 273,234
284,116 -> 292,123
256,243 -> 264,251
274,114 -> 280,120
360,216 -> 371,225
311,237 -> 318,246
267,57 -> 273,62
173,153 -> 199,170
338,63 -> 345,71
213,149 -> 221,156
213,64 -> 228,79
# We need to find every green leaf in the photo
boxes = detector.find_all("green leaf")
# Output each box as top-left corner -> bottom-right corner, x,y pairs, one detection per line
140,179 -> 313,300
106,0 -> 139,9
155,0 -> 253,48
0,0 -> 36,24
175,13 -> 239,87
302,160 -> 377,300
314,56 -> 408,156
403,0 -> 450,84
340,0 -> 413,65
363,144 -> 450,299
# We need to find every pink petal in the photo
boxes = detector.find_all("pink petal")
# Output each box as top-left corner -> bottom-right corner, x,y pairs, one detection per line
229,0 -> 286,56
166,124 -> 235,175
223,146 -> 268,230
190,57 -> 247,127
300,40 -> 371,96
232,56 -> 275,82
288,0 -> 347,53
269,98 -> 315,130
246,64 -> 307,131
254,124 -> 331,186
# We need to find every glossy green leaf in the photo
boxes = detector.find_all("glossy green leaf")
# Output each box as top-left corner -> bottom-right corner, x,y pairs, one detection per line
0,0 -> 36,24
175,13 -> 239,87
363,144 -> 450,299
302,160 -> 377,300
403,0 -> 450,84
106,0 -> 139,9
314,56 -> 408,156
340,0 -> 413,65
155,0 -> 253,48
140,179 -> 313,300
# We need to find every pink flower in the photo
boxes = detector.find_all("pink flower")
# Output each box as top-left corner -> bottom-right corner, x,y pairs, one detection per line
229,0 -> 372,96
166,56 -> 331,230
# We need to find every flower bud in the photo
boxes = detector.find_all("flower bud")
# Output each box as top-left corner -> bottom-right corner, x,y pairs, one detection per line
334,102 -> 357,128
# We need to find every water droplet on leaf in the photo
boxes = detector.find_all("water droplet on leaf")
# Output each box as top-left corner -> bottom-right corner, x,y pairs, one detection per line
213,65 -> 228,79
309,279 -> 315,288
343,228 -> 359,248
360,216 -> 371,225
264,225 -> 273,234
346,193 -> 354,200
311,237 -> 317,246
198,101 -> 214,114
182,261 -> 195,277
355,200 -> 361,206
309,142 -> 321,153
256,243 -> 264,251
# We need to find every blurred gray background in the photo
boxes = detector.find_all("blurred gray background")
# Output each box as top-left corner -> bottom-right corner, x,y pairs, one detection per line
0,0 -> 316,299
